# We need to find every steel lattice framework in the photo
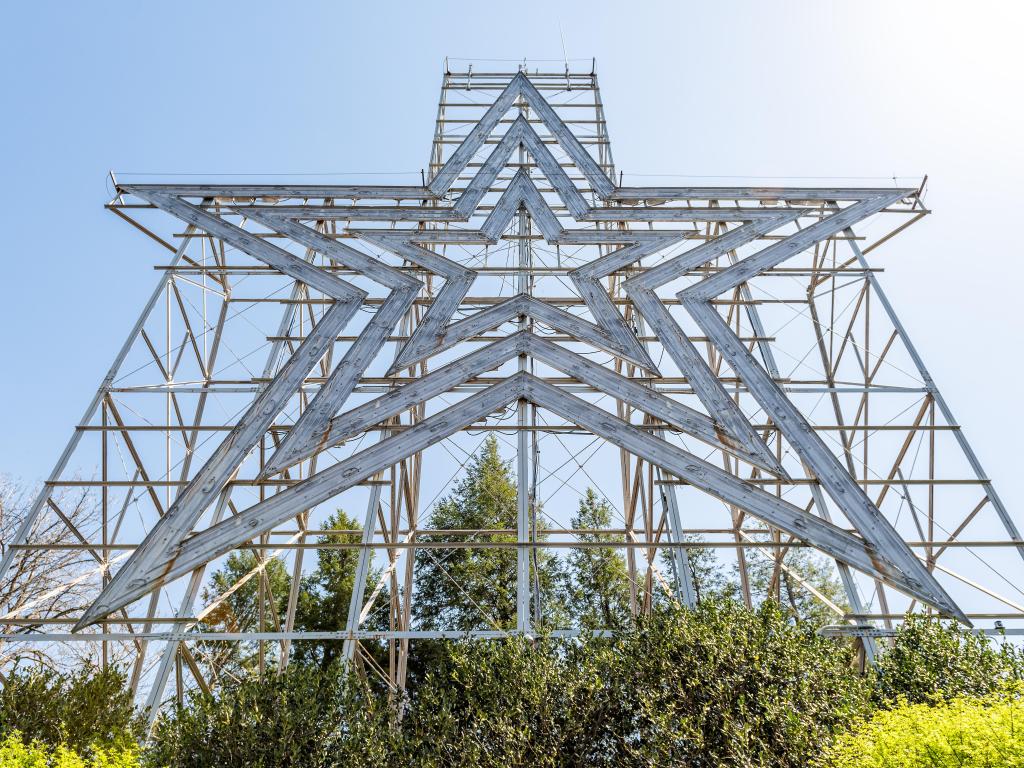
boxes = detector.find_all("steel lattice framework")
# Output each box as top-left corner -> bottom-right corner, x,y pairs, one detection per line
3,63 -> 1023,711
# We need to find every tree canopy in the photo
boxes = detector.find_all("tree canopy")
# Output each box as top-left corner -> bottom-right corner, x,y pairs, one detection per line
293,510 -> 389,671
563,489 -> 631,629
412,436 -> 565,632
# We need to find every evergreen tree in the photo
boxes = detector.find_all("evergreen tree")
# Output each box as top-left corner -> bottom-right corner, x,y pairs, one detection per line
413,436 -> 565,632
293,510 -> 389,671
728,544 -> 849,626
657,529 -> 847,624
659,533 -> 730,607
564,489 -> 631,629
201,511 -> 391,677
197,551 -> 291,681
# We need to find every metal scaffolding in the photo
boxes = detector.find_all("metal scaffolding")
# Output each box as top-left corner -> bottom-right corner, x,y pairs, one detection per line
3,62 -> 1022,709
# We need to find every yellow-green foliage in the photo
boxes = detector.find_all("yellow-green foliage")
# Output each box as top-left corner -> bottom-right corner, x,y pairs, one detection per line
0,733 -> 138,768
820,685 -> 1024,767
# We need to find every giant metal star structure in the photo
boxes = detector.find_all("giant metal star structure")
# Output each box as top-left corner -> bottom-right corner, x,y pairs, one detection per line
77,72 -> 964,629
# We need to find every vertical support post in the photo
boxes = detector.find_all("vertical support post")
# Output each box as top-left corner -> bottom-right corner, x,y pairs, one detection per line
516,213 -> 532,634
515,93 -> 533,634
343,483 -> 383,663
101,403 -> 109,670
657,467 -> 696,607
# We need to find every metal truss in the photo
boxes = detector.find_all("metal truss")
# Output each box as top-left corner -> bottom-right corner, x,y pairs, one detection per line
3,63 -> 1022,709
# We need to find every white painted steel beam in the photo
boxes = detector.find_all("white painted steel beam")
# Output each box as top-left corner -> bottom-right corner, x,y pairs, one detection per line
75,376 -> 531,614
666,191 -> 966,622
621,213 -> 803,475
455,115 -> 589,218
349,229 -> 477,376
60,71 -> 976,658
481,169 -> 564,241
235,210 -> 422,477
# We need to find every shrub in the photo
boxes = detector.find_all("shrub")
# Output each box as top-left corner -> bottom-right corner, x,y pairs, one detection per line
146,599 -> 874,767
402,600 -> 870,767
0,666 -> 143,754
401,637 -> 601,767
872,615 -> 1024,706
588,600 -> 871,767
28,604 -> 1024,766
145,662 -> 394,768
0,731 -> 139,767
820,684 -> 1024,767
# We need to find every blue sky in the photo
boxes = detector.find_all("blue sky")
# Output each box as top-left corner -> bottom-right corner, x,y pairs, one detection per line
1,0 -> 1021,534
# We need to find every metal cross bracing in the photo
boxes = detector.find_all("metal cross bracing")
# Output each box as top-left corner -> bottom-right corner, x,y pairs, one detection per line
3,60 -> 1023,709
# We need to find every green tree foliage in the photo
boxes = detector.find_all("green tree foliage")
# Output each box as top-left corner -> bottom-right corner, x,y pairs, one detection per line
145,664 -> 392,768
657,531 -> 847,625
197,551 -> 292,680
412,436 -> 565,632
0,666 -> 143,755
658,533 -> 729,606
148,601 -> 867,767
0,732 -> 139,768
726,544 -> 849,626
293,510 -> 389,671
872,614 -> 1024,706
200,511 -> 390,676
399,600 -> 870,767
404,600 -> 870,766
819,684 -> 1024,767
685,539 -> 725,601
564,489 -> 631,628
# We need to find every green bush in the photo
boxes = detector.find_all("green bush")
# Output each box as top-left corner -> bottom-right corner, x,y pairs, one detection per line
145,662 -> 394,768
872,615 -> 1024,706
143,600 -> 869,767
0,731 -> 139,767
400,637 -> 601,767
16,605 -> 1024,766
401,600 -> 869,767
0,666 -> 142,754
819,684 -> 1024,767
588,600 -> 871,767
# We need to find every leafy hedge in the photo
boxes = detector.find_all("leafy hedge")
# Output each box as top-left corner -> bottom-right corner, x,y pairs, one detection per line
820,684 -> 1024,767
870,614 -> 1024,705
142,601 -> 866,768
0,666 -> 143,758
3,606 -> 1023,767
144,664 -> 393,768
0,732 -> 138,768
